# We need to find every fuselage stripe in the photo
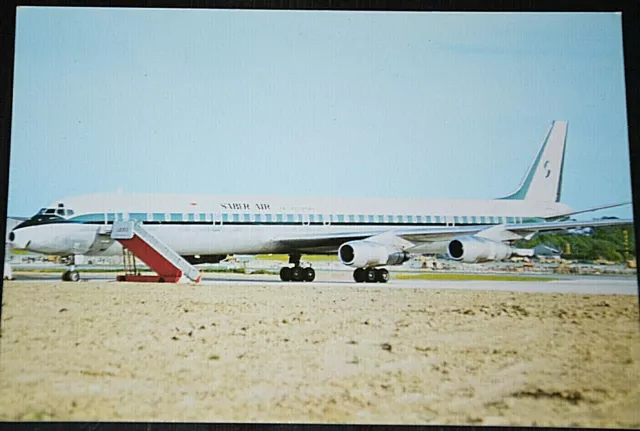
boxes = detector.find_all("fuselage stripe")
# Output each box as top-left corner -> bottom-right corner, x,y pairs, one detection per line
51,212 -> 547,226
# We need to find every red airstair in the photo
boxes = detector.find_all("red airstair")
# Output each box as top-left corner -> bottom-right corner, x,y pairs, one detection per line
110,221 -> 201,283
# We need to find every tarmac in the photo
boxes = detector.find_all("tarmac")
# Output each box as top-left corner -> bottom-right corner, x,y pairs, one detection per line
7,270 -> 639,296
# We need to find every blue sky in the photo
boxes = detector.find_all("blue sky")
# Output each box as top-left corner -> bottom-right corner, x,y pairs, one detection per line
8,8 -> 632,219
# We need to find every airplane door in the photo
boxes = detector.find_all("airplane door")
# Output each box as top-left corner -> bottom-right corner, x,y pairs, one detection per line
212,213 -> 223,231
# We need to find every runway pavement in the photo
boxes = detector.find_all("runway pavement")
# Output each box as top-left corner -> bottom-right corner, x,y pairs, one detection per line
7,270 -> 638,295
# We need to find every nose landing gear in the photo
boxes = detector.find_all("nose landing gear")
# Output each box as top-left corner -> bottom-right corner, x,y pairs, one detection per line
62,270 -> 80,282
279,253 -> 315,282
61,255 -> 81,282
353,267 -> 389,283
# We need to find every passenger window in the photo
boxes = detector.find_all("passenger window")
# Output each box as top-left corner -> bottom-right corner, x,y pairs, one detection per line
56,209 -> 65,216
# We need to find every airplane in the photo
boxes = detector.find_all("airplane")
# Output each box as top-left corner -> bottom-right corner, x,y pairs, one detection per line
6,120 -> 634,283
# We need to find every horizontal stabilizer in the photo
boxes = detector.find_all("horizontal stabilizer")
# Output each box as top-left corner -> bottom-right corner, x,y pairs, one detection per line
534,244 -> 561,256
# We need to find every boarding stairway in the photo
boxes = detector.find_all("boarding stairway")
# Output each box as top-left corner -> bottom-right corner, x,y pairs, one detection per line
110,220 -> 201,284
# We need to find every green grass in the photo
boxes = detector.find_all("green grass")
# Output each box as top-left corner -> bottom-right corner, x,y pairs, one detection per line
14,267 -> 263,275
200,267 -> 246,274
248,269 -> 276,275
395,273 -> 557,282
13,268 -> 124,273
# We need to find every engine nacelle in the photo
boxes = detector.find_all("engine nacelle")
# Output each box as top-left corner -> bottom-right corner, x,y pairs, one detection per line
338,240 -> 410,268
183,254 -> 227,265
447,236 -> 513,263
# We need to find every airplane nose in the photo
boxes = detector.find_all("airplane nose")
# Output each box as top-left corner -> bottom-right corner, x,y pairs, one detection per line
8,229 -> 30,250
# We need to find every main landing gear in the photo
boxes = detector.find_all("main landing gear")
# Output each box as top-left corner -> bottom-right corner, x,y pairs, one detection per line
353,267 -> 389,283
279,253 -> 315,282
61,255 -> 81,282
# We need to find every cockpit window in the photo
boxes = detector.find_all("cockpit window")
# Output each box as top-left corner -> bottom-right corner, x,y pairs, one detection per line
30,204 -> 75,222
32,207 -> 75,220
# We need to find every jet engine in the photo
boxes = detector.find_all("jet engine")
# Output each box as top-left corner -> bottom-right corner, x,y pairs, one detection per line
446,236 -> 514,263
183,254 -> 227,265
338,240 -> 409,268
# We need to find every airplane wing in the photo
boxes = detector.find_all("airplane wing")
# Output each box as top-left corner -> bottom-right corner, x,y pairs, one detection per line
274,218 -> 634,252
544,201 -> 632,220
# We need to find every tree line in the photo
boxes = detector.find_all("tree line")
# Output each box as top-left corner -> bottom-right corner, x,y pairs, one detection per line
514,226 -> 636,262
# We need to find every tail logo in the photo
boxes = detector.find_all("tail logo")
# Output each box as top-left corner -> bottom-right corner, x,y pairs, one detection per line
544,160 -> 551,178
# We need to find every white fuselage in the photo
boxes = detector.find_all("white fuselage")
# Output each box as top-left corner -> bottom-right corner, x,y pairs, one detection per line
9,193 -> 571,257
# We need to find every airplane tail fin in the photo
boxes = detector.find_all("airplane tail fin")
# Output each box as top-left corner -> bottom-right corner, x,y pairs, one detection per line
498,121 -> 568,202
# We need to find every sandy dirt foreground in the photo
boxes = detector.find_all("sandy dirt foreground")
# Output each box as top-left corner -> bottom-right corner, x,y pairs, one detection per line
0,280 -> 638,426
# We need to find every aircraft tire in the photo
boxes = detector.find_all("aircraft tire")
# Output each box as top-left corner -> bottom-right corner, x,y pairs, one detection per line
62,270 -> 71,281
69,270 -> 80,282
353,268 -> 365,283
303,267 -> 315,282
280,267 -> 292,282
376,268 -> 389,283
291,267 -> 303,282
364,268 -> 377,283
